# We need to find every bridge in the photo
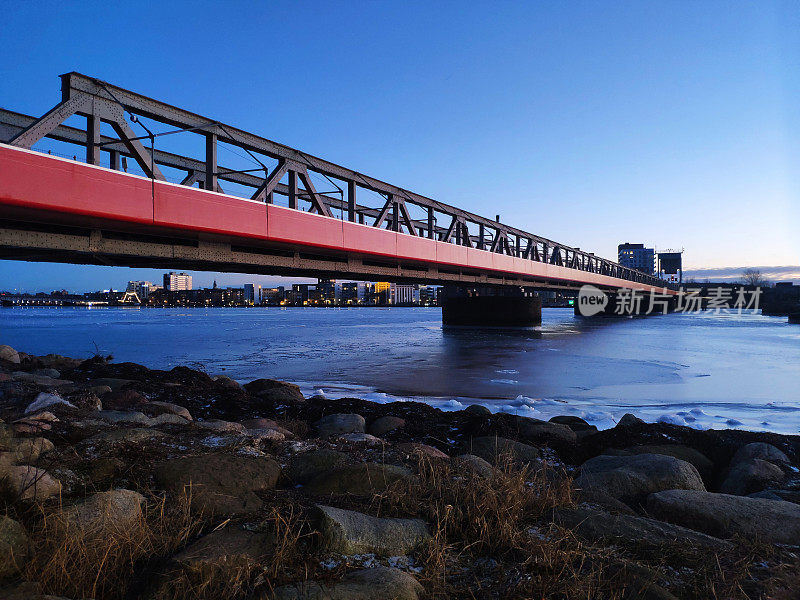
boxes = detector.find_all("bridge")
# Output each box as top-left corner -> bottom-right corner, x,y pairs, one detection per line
0,73 -> 677,325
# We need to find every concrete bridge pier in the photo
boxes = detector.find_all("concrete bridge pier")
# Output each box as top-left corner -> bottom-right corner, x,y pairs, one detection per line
440,286 -> 542,327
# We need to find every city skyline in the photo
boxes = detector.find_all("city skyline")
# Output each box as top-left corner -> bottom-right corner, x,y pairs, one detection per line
1,2 -> 798,290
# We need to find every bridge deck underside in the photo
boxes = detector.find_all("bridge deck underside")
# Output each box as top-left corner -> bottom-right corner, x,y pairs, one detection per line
0,144 -> 673,293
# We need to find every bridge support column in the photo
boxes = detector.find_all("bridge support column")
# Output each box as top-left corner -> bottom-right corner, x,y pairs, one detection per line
441,286 -> 542,327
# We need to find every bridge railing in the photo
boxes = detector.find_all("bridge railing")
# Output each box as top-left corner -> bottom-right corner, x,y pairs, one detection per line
0,72 -> 675,291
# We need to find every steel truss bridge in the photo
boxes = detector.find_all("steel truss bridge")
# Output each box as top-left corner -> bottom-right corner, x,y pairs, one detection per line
0,72 -> 676,295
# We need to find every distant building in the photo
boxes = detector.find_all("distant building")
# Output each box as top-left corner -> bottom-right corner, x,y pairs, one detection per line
126,280 -> 154,299
420,286 -> 439,306
260,286 -> 285,304
393,284 -> 421,305
163,272 -> 192,291
244,283 -> 261,305
341,282 -> 369,304
374,282 -> 393,305
618,243 -> 655,275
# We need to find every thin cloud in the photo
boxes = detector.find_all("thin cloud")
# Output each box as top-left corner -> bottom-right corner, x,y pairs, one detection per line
683,266 -> 800,283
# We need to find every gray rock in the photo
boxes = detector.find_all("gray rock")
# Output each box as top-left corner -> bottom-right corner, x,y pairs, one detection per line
368,415 -> 406,436
730,442 -> 790,468
549,415 -> 597,432
303,463 -> 414,496
90,384 -> 113,396
145,401 -> 192,421
616,413 -> 644,427
720,459 -> 784,496
97,410 -> 152,425
246,427 -> 286,442
464,404 -> 492,417
0,516 -> 29,577
397,443 -> 448,459
316,505 -> 430,554
196,419 -> 246,434
286,449 -> 349,484
339,432 -> 383,445
13,372 -> 73,387
213,375 -> 243,391
38,353 -> 83,371
88,377 -> 133,392
25,392 -> 75,414
314,413 -> 365,437
32,368 -> 61,379
452,454 -> 494,478
575,453 -> 705,507
0,345 -> 21,364
603,445 -> 714,479
554,506 -> 732,551
149,413 -> 191,427
243,378 -> 305,403
468,436 -> 540,466
154,453 -> 280,515
271,566 -> 423,600
749,488 -> 800,505
62,489 -> 145,531
87,427 -> 167,445
173,527 -> 274,568
7,437 -> 54,463
647,489 -> 800,544
515,416 -> 577,445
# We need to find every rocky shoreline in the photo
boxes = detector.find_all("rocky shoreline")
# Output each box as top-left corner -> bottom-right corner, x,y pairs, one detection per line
0,343 -> 798,599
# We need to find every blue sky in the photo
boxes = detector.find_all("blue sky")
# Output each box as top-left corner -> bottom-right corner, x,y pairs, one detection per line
1,1 -> 798,292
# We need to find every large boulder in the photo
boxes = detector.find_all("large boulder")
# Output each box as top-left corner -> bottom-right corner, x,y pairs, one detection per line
244,378 -> 305,403
602,445 -> 714,479
647,489 -> 800,544
730,442 -> 790,468
0,516 -> 29,577
720,459 -> 784,496
303,463 -> 414,496
575,453 -> 705,507
452,454 -> 494,478
0,345 -> 21,364
0,465 -> 61,501
155,453 -> 280,515
368,416 -> 406,436
315,413 -> 365,438
468,436 -> 540,466
616,413 -> 644,428
62,489 -> 145,532
464,404 -> 492,417
515,417 -> 577,446
316,505 -> 430,555
554,506 -> 732,551
285,449 -> 349,485
270,566 -> 423,600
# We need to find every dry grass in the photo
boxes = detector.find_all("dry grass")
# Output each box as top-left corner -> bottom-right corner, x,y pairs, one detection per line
372,453 -> 778,599
22,490 -> 203,600
372,453 -> 628,598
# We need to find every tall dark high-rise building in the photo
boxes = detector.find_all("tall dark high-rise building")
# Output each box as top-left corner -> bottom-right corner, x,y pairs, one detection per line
618,243 -> 655,275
